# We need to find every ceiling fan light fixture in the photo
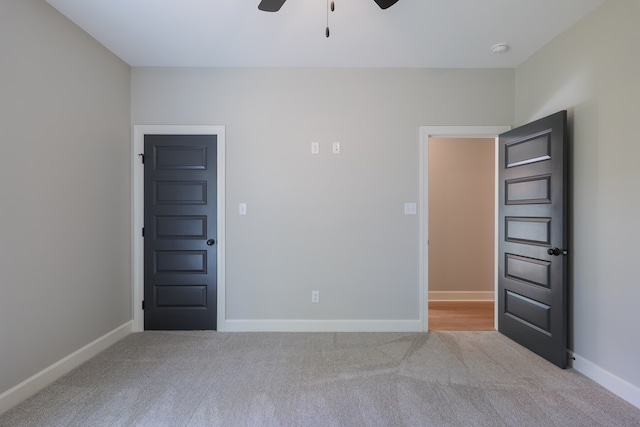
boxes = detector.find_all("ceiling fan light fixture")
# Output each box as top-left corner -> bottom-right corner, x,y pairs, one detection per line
257,0 -> 287,12
258,0 -> 397,38
373,0 -> 400,9
491,43 -> 510,54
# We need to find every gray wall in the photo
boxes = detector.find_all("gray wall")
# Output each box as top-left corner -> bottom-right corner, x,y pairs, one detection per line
0,1 -> 131,394
132,68 -> 514,323
515,0 -> 640,390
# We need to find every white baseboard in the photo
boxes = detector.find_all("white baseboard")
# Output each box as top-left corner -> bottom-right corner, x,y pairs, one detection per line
429,291 -> 494,301
569,350 -> 640,410
0,321 -> 132,416
224,319 -> 423,333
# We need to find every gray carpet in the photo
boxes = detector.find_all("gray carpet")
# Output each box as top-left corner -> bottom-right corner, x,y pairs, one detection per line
1,331 -> 639,426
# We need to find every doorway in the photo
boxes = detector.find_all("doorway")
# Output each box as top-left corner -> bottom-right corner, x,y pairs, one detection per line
419,126 -> 511,332
428,137 -> 494,331
132,125 -> 226,332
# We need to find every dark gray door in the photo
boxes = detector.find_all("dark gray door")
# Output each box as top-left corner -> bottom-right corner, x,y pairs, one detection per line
498,111 -> 568,368
144,134 -> 217,330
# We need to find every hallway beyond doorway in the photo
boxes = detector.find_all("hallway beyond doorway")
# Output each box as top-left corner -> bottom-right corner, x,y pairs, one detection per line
429,301 -> 494,331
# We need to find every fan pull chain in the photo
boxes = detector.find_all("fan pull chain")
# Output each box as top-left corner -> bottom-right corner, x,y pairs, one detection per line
326,0 -> 335,37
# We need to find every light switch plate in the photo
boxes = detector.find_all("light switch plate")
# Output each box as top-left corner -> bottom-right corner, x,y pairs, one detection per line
404,202 -> 417,215
239,203 -> 247,215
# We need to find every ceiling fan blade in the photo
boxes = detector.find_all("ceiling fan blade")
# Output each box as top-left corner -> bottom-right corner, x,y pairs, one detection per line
258,0 -> 287,12
373,0 -> 400,9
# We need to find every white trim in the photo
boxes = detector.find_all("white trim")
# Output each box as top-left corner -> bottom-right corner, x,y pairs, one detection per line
132,125 -> 226,332
224,319 -> 423,333
570,351 -> 640,410
428,291 -> 495,301
494,135 -> 500,330
419,126 -> 510,332
0,322 -> 132,416
419,127 -> 428,332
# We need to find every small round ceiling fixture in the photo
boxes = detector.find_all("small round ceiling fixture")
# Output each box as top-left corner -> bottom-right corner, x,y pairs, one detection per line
491,43 -> 510,54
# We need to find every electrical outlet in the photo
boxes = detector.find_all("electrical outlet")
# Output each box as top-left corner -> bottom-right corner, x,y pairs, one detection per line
311,291 -> 320,303
311,142 -> 319,154
332,142 -> 341,154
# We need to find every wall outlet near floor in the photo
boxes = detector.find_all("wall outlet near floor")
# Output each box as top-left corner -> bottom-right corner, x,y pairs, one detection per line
311,291 -> 320,303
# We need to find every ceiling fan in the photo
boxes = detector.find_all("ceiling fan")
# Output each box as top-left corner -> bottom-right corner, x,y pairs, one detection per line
258,0 -> 400,12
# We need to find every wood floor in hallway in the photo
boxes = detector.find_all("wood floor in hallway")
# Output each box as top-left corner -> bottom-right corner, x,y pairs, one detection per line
428,301 -> 495,331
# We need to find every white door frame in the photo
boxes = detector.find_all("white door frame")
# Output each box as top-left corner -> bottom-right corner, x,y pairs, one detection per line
419,126 -> 510,332
131,125 -> 226,332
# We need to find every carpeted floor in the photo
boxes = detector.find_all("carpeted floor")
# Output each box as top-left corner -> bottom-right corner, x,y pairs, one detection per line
1,331 -> 639,426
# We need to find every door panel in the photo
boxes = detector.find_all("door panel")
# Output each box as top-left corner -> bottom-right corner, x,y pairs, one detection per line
498,111 -> 568,368
144,134 -> 217,330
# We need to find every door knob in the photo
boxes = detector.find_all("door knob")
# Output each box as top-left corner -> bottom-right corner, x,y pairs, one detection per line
547,247 -> 565,256
206,239 -> 215,246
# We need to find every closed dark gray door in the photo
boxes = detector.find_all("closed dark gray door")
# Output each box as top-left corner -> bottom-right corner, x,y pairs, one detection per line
498,111 -> 568,368
144,134 -> 217,330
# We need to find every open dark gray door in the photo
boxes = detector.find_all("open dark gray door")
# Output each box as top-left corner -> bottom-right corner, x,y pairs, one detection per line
144,134 -> 217,330
498,111 -> 568,368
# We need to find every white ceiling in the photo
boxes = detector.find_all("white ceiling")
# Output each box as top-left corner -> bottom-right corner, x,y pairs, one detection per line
46,0 -> 605,68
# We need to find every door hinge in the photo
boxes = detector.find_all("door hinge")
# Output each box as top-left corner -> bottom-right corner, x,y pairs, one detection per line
142,227 -> 145,237
142,300 -> 145,310
138,153 -> 145,164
